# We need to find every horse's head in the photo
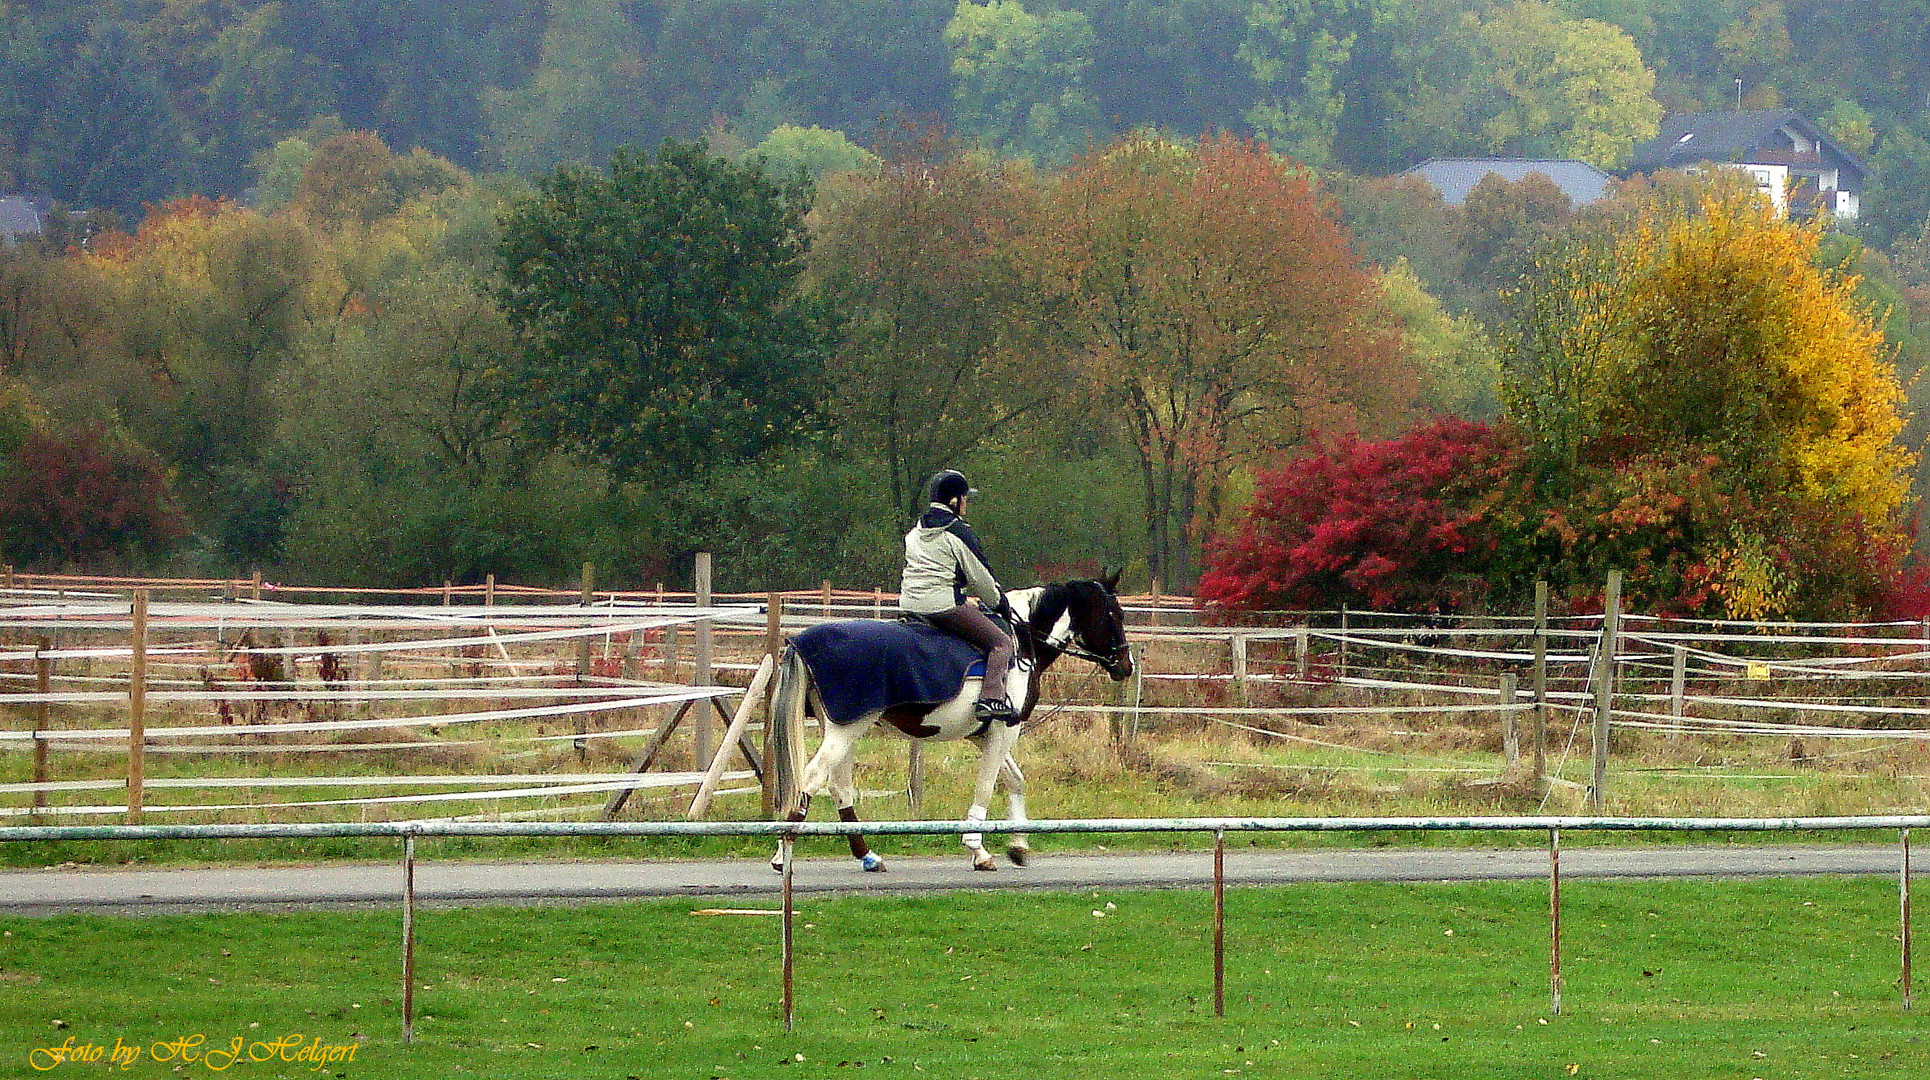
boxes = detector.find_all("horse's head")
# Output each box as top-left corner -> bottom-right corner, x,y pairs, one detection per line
1039,568 -> 1134,681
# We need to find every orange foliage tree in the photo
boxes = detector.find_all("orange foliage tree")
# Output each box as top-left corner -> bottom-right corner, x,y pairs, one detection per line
1019,132 -> 1412,585
811,123 -> 1045,513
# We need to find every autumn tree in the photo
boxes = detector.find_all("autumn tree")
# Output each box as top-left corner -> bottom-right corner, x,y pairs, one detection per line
1461,170 -> 1576,298
1502,185 -> 1917,618
84,198 -> 320,481
496,141 -> 831,481
1020,132 -> 1411,586
810,124 -> 1044,513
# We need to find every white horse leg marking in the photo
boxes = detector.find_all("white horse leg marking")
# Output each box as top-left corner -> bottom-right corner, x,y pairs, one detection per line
964,723 -> 1021,870
1001,753 -> 1030,866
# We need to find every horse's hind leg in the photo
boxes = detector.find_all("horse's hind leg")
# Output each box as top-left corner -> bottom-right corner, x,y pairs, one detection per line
831,757 -> 884,872
771,719 -> 872,872
1001,754 -> 1030,866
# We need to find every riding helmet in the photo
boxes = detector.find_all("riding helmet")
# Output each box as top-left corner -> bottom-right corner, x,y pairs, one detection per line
927,469 -> 977,505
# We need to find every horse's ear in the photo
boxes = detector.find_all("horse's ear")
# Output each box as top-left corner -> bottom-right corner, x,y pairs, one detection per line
1100,566 -> 1122,593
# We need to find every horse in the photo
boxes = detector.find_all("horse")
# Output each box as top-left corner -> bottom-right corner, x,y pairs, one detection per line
769,572 -> 1135,873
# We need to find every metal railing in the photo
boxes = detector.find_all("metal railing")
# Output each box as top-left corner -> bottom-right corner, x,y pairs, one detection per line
4,814 -> 1925,1034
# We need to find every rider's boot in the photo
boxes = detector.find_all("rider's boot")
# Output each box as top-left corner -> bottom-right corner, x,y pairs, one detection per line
974,697 -> 1019,726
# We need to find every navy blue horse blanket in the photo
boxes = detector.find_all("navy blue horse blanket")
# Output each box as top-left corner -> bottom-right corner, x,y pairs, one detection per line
791,618 -> 987,726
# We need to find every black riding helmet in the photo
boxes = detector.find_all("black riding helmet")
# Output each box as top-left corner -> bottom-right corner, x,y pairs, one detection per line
927,469 -> 978,505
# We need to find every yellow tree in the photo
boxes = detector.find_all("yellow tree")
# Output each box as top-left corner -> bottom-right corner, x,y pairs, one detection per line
1612,191 -> 1911,613
1019,132 -> 1411,585
1501,184 -> 1916,618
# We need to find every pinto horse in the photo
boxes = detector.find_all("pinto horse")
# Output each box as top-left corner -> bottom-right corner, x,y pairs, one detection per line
770,573 -> 1135,872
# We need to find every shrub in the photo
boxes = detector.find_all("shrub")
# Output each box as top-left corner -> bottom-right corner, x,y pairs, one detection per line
0,427 -> 186,566
1198,418 -> 1523,613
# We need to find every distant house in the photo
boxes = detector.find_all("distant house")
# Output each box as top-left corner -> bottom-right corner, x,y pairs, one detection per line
1625,110 -> 1868,220
0,196 -> 43,246
1402,159 -> 1615,208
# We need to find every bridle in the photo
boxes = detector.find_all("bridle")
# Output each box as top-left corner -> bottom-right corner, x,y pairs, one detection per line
1020,586 -> 1133,679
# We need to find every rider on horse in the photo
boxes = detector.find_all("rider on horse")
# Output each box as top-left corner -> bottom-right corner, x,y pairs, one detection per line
901,469 -> 1018,726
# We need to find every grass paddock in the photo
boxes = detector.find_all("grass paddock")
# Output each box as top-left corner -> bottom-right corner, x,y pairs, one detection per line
4,875 -> 1927,1079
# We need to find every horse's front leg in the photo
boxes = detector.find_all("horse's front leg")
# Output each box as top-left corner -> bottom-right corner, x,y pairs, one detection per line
963,723 -> 1022,871
1001,753 -> 1030,866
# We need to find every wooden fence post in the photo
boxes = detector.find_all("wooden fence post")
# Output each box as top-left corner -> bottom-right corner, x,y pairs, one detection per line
1338,606 -> 1350,679
688,654 -> 777,819
693,552 -> 714,768
128,591 -> 148,824
1533,581 -> 1549,785
1588,571 -> 1622,812
31,638 -> 49,819
762,594 -> 784,819
1669,645 -> 1688,728
576,562 -> 596,762
1500,673 -> 1520,765
577,562 -> 596,679
1231,635 -> 1249,708
1294,627 -> 1308,681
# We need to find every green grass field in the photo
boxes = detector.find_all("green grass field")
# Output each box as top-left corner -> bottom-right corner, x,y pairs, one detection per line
4,876 -> 1927,1079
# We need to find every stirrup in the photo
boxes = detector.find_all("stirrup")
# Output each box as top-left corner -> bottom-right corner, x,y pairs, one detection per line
974,698 -> 1019,726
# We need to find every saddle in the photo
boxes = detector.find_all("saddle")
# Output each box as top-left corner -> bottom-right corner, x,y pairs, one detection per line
791,614 -> 1005,726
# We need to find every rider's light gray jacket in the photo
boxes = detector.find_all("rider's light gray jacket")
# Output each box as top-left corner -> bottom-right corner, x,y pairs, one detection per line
900,504 -> 1003,615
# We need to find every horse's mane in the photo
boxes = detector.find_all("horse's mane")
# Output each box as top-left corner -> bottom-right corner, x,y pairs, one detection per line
1029,580 -> 1095,633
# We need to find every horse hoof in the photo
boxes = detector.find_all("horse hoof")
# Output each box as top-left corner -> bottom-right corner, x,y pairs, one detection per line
1006,845 -> 1030,867
972,856 -> 998,872
860,853 -> 886,872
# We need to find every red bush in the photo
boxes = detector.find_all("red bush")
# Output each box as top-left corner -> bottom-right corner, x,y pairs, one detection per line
1199,419 -> 1523,612
0,427 -> 186,566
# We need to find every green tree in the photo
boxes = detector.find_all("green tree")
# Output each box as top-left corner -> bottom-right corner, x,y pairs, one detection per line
198,3 -> 335,193
1818,99 -> 1876,155
750,125 -> 879,184
32,20 -> 186,216
945,0 -> 1101,162
1863,123 -> 1930,249
496,141 -> 830,480
1399,0 -> 1661,167
1238,0 -> 1356,166
484,0 -> 653,175
1382,259 -> 1501,419
1324,170 -> 1469,305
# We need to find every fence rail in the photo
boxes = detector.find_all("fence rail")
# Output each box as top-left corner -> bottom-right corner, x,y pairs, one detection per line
3,815 -> 1923,1034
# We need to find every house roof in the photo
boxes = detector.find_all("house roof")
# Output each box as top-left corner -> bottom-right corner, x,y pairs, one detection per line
0,196 -> 42,240
1402,159 -> 1614,208
1626,110 -> 1869,178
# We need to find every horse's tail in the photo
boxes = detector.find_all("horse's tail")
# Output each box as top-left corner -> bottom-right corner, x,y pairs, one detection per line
768,645 -> 811,817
